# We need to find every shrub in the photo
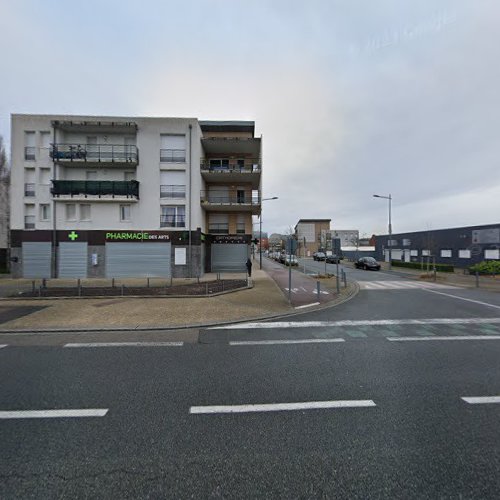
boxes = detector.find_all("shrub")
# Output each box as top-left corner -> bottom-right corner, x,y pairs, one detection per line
391,261 -> 454,273
469,260 -> 500,275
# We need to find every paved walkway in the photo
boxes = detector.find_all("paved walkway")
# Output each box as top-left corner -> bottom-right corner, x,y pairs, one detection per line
0,259 -> 357,332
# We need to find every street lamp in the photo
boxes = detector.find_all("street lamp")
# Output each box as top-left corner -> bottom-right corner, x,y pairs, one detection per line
373,194 -> 392,270
260,196 -> 278,270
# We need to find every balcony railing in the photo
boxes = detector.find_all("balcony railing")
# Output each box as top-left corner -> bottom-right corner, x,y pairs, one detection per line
25,147 -> 36,161
208,223 -> 229,234
24,183 -> 36,197
160,185 -> 186,198
160,149 -> 186,163
51,180 -> 139,198
160,215 -> 185,228
24,215 -> 35,230
50,144 -> 138,163
201,191 -> 260,205
200,159 -> 261,173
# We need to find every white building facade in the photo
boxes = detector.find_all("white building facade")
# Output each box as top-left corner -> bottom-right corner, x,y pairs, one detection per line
10,114 -> 261,278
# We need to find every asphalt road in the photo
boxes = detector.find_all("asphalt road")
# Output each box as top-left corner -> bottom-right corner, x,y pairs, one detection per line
1,260 -> 500,498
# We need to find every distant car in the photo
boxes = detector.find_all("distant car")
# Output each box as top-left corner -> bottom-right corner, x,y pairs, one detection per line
313,252 -> 326,261
325,254 -> 341,264
284,255 -> 298,266
279,254 -> 286,264
354,257 -> 381,270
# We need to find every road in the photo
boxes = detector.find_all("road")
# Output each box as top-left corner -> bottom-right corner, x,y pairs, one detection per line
1,258 -> 500,498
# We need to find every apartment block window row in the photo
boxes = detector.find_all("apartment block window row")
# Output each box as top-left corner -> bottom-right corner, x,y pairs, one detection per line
160,171 -> 186,198
160,134 -> 186,163
161,206 -> 185,228
24,130 -> 52,161
65,203 -> 91,222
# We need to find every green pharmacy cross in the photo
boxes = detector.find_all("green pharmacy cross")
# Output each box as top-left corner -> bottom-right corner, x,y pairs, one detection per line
68,231 -> 79,241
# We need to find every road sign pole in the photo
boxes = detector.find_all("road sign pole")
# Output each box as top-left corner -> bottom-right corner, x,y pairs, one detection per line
288,237 -> 292,303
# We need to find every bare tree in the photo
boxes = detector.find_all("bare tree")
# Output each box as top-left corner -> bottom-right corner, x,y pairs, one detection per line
0,136 -> 10,271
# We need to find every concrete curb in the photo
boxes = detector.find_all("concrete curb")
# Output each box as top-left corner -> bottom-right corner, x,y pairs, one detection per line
0,281 -> 360,335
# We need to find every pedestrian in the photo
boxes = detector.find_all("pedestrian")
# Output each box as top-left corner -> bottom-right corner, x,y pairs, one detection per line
246,258 -> 252,277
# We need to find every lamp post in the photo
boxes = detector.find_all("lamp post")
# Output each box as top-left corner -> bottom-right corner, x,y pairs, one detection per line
373,194 -> 392,270
259,196 -> 278,269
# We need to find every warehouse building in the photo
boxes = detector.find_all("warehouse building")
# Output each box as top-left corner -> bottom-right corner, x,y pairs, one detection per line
10,114 -> 261,278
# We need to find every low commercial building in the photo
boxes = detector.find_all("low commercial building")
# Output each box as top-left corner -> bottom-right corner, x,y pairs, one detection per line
10,114 -> 262,278
374,223 -> 500,267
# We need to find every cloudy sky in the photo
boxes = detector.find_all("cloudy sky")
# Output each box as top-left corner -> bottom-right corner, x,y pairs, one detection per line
1,0 -> 499,237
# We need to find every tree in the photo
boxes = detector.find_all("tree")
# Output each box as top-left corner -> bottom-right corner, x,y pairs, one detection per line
0,135 -> 10,271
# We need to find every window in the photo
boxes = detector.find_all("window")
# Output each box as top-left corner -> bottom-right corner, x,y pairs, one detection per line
410,250 -> 418,257
66,204 -> 77,221
459,249 -> 471,259
209,159 -> 229,170
422,249 -> 430,256
387,239 -> 397,247
120,204 -> 131,222
403,239 -> 411,246
24,131 -> 36,160
160,134 -> 186,162
40,204 -> 50,221
79,204 -> 91,221
441,249 -> 452,258
236,215 -> 246,234
485,249 -> 500,260
160,205 -> 185,227
40,168 -> 51,185
40,131 -> 51,149
160,171 -> 186,198
86,171 -> 97,180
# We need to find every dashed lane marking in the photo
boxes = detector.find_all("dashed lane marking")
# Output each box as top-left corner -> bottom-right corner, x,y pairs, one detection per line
229,338 -> 345,346
388,335 -> 500,342
190,400 -> 376,414
462,396 -> 500,405
63,342 -> 184,348
0,345 -> 7,349
0,409 -> 108,419
294,302 -> 320,309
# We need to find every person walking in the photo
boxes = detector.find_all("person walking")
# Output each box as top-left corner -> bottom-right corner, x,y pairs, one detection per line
246,258 -> 253,277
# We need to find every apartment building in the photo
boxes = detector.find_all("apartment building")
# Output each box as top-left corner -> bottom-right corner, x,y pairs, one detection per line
295,219 -> 331,256
10,114 -> 261,278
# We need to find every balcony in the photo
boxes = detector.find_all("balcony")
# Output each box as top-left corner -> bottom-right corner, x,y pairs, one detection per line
200,190 -> 260,214
160,185 -> 186,199
51,180 -> 139,200
50,144 -> 138,167
160,215 -> 185,228
160,149 -> 186,163
24,183 -> 36,197
200,159 -> 261,189
208,223 -> 229,235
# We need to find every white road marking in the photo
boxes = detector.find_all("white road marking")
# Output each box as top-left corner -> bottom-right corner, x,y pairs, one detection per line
190,400 -> 376,414
0,345 -> 7,349
462,396 -> 500,404
359,280 -> 456,290
229,338 -> 345,346
63,342 -> 184,348
294,302 -> 320,309
211,318 -> 500,330
388,335 -> 500,342
0,409 -> 108,419
422,288 -> 500,310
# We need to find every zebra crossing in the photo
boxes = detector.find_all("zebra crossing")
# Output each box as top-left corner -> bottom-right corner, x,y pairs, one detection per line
358,280 -> 457,290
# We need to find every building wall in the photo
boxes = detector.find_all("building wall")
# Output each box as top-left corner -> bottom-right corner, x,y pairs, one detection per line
374,223 -> 500,267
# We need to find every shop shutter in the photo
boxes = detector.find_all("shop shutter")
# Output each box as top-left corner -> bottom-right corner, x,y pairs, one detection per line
22,242 -> 51,278
106,243 -> 171,278
58,242 -> 88,278
211,244 -> 248,272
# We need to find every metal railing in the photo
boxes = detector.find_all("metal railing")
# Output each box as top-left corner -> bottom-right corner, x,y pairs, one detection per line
160,149 -> 186,163
24,183 -> 36,196
51,180 -> 139,198
24,215 -> 35,229
200,159 -> 261,172
50,144 -> 138,163
24,147 -> 36,161
160,215 -> 186,228
160,185 -> 186,198
200,191 -> 260,205
208,223 -> 229,234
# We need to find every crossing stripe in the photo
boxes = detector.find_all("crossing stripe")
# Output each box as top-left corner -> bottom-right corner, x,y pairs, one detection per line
359,280 -> 456,290
190,400 -> 376,414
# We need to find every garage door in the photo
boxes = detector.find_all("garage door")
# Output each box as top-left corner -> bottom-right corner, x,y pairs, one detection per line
58,242 -> 87,278
211,244 -> 248,272
106,243 -> 171,278
22,242 -> 51,278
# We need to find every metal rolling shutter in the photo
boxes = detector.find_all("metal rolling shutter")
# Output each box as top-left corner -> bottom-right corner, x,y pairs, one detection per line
58,242 -> 88,278
22,242 -> 51,278
211,244 -> 248,272
106,243 -> 171,278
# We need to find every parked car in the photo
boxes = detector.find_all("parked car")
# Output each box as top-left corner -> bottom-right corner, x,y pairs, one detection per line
325,254 -> 341,264
284,255 -> 299,266
279,254 -> 286,264
354,257 -> 381,270
313,252 -> 326,261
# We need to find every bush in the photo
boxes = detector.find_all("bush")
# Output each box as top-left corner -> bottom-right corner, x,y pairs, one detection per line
391,261 -> 454,273
469,260 -> 500,275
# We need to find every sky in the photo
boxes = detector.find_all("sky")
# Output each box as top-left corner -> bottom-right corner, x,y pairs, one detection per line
1,0 -> 499,237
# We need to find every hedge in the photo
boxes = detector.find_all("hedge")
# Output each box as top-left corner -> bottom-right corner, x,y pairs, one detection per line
469,260 -> 500,275
391,261 -> 454,273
